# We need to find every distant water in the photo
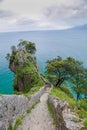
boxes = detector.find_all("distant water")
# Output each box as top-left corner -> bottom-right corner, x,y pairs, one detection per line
0,29 -> 87,94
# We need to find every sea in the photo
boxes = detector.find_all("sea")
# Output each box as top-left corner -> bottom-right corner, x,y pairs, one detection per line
0,29 -> 87,94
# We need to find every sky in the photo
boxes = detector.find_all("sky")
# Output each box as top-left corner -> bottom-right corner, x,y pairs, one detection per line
0,0 -> 87,32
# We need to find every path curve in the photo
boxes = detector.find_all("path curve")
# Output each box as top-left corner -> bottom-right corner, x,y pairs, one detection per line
18,92 -> 56,130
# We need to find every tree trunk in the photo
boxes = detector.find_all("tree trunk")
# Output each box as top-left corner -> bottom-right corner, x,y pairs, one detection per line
77,92 -> 80,101
56,77 -> 65,87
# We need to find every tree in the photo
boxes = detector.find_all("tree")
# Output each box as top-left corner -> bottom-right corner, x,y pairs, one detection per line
46,56 -> 76,87
46,56 -> 87,100
18,40 -> 36,54
71,68 -> 87,100
6,53 -> 11,60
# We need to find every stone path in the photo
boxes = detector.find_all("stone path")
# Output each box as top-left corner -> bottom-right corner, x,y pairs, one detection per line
18,92 -> 56,130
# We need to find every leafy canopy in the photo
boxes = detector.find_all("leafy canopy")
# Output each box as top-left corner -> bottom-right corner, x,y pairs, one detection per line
46,56 -> 87,100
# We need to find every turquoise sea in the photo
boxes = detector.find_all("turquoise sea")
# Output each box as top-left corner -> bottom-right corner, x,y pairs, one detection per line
0,29 -> 87,94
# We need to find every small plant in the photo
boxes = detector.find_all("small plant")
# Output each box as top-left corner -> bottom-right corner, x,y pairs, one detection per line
27,102 -> 39,114
8,121 -> 13,130
13,118 -> 22,130
83,119 -> 87,128
47,102 -> 56,126
27,108 -> 32,114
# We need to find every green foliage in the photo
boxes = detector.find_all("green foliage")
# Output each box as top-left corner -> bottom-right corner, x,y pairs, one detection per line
47,102 -> 57,126
76,100 -> 87,118
7,40 -> 44,93
6,53 -> 11,60
8,121 -> 13,130
27,102 -> 37,114
51,86 -> 87,122
83,119 -> 87,128
14,61 -> 43,92
76,109 -> 87,118
46,56 -> 80,87
8,118 -> 22,130
46,56 -> 87,100
77,100 -> 87,111
71,67 -> 87,100
13,118 -> 22,130
18,40 -> 36,54
51,87 -> 76,109
59,85 -> 74,98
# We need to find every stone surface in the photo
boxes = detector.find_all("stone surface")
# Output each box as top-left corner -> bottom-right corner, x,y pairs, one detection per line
18,92 -> 56,130
48,95 -> 84,130
0,87 -> 45,130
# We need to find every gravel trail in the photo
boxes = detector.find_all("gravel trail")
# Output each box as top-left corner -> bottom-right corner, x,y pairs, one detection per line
18,92 -> 56,130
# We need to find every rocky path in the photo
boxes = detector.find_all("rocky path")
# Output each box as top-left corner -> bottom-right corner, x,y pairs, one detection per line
18,92 -> 56,130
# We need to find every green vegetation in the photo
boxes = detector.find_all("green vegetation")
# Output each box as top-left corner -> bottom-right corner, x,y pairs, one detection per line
47,102 -> 57,126
83,119 -> 87,128
14,61 -> 43,93
27,101 -> 39,113
46,56 -> 87,127
13,118 -> 22,130
46,56 -> 87,100
8,117 -> 22,130
51,87 -> 76,109
6,40 -> 44,93
51,86 -> 87,128
8,121 -> 13,130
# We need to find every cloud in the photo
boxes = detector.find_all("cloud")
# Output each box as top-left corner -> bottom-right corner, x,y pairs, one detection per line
0,0 -> 4,2
0,10 -> 15,19
11,17 -> 40,31
44,0 -> 87,27
16,18 -> 37,26
0,0 -> 87,32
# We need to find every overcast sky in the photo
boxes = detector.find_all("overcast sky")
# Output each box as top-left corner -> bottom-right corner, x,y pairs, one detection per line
0,0 -> 87,32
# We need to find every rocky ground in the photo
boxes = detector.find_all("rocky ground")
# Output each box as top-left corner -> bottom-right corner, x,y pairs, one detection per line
18,92 -> 56,130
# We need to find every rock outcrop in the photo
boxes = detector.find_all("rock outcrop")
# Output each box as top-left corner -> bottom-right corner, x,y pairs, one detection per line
8,40 -> 43,92
48,95 -> 84,130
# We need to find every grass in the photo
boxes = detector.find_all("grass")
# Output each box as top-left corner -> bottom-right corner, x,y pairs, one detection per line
13,118 -> 22,130
8,117 -> 22,130
50,86 -> 87,128
51,87 -> 76,109
47,102 -> 57,126
47,101 -> 61,130
83,119 -> 87,128
27,101 -> 39,114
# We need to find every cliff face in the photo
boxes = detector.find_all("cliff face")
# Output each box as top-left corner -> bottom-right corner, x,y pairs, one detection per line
8,40 -> 43,92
